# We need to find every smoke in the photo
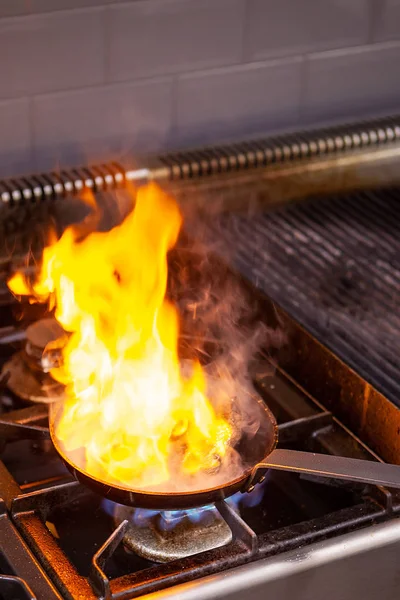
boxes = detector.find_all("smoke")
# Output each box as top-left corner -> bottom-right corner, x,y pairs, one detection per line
146,196 -> 286,493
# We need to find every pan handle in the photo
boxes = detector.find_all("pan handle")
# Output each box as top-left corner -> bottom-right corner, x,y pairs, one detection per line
246,448 -> 400,491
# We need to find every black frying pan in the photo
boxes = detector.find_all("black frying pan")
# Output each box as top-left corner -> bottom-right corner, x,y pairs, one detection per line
50,398 -> 400,510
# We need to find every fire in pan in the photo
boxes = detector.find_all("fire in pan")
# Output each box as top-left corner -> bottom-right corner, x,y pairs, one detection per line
50,395 -> 400,511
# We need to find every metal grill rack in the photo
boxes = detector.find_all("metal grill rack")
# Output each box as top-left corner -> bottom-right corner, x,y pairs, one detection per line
217,186 -> 400,407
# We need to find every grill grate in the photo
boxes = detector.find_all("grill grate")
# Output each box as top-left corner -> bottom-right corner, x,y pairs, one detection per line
218,187 -> 400,407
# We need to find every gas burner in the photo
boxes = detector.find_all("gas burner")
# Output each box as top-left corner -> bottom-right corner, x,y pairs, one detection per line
2,317 -> 66,404
112,503 -> 233,562
107,487 -> 265,564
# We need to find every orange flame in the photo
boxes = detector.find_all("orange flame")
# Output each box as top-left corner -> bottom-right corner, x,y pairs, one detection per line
8,183 -> 232,489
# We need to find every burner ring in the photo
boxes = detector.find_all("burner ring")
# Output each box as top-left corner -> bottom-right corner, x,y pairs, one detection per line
113,504 -> 232,562
2,352 -> 65,404
24,317 -> 66,373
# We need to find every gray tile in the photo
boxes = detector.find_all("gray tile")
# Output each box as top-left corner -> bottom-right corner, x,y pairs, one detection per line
0,2 -> 31,17
0,0 -> 124,18
374,0 -> 400,42
107,0 -> 244,82
245,0 -> 370,61
0,9 -> 104,99
29,0 -> 122,13
176,58 -> 303,147
32,78 -> 173,171
303,42 -> 400,124
0,98 -> 32,177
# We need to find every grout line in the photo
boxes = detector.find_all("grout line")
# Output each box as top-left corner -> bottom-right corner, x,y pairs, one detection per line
0,1 -> 146,22
10,54 -> 306,106
0,3 -> 109,23
26,73 -> 173,103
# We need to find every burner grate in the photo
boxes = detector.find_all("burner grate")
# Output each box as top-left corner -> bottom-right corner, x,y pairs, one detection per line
0,575 -> 36,600
218,186 -> 400,408
0,497 -> 61,599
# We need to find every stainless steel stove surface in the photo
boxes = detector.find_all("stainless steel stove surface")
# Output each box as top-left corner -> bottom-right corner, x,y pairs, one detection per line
1,115 -> 400,600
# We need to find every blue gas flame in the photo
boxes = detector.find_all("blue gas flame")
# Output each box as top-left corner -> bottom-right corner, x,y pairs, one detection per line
102,475 -> 268,531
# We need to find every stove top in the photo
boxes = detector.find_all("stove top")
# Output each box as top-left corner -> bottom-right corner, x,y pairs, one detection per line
0,262 -> 399,600
0,115 -> 400,599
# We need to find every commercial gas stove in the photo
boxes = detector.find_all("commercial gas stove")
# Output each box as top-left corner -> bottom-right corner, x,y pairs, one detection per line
1,115 -> 400,600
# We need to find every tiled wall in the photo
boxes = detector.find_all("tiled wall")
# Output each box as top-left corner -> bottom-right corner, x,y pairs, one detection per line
0,0 -> 399,177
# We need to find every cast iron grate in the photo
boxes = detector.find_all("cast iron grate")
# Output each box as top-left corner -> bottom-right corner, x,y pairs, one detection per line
0,497 -> 60,599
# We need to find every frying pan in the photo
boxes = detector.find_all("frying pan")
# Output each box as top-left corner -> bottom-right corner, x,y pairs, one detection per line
50,398 -> 400,510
